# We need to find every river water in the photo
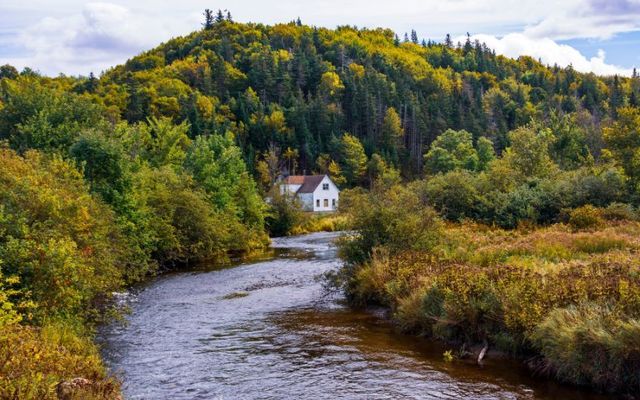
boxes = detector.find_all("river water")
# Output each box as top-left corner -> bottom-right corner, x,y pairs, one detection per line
100,232 -> 613,400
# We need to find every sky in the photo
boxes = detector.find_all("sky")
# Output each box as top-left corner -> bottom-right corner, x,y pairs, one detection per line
1,0 -> 639,77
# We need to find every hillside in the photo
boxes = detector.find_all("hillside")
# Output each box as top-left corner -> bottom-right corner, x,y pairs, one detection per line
86,19 -> 639,181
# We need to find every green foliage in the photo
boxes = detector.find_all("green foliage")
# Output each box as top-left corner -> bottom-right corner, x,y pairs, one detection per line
186,132 -> 266,229
339,133 -> 368,186
502,125 -> 557,179
339,185 -> 442,265
0,77 -> 104,153
424,129 -> 480,174
0,148 -> 125,321
265,191 -> 304,237
603,107 -> 640,183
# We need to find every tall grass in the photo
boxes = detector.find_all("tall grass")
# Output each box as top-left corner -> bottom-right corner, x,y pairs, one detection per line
340,217 -> 640,394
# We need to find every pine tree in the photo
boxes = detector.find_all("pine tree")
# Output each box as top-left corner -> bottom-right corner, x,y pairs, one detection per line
215,9 -> 225,23
226,10 -> 233,22
463,32 -> 473,54
411,30 -> 418,44
86,72 -> 98,93
610,75 -> 624,118
403,32 -> 409,43
445,33 -> 453,48
202,9 -> 214,30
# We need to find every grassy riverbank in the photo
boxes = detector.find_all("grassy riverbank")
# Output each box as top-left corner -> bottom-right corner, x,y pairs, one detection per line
337,185 -> 640,395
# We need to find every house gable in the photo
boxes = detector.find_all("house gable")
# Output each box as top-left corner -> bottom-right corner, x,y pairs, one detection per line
311,175 -> 340,212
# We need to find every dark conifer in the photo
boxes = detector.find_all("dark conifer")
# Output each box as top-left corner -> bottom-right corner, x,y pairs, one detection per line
215,9 -> 225,23
411,30 -> 418,44
202,9 -> 214,30
444,33 -> 453,48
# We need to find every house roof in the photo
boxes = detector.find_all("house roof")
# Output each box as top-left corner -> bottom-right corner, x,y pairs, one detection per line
283,175 -> 306,185
297,175 -> 326,193
283,175 -> 327,193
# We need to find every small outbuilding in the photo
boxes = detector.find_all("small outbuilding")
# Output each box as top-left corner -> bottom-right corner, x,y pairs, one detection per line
279,175 -> 340,212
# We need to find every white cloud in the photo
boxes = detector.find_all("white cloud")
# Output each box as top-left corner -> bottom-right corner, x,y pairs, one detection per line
0,1 -> 638,76
523,0 -> 640,40
464,33 -> 634,76
5,2 -> 196,75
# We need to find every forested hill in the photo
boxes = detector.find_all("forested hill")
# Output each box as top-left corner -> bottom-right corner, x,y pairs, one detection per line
2,19 -> 638,184
87,19 -> 638,180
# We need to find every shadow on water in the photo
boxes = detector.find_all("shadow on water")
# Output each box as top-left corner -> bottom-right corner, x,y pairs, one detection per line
99,232 -> 617,400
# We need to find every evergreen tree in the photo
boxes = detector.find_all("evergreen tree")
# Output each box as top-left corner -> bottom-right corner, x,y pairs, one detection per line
411,30 -> 418,44
203,9 -> 214,30
444,33 -> 453,48
215,9 -> 225,23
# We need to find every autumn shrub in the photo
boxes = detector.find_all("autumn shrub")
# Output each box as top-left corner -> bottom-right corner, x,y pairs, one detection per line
568,205 -> 604,231
0,148 -> 127,321
0,321 -> 119,400
0,148 -> 126,397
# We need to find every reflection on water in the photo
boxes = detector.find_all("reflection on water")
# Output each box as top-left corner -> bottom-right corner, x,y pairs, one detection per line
100,232 -> 613,400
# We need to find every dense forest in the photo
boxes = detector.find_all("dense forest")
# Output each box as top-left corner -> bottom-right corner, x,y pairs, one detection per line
1,12 -> 640,398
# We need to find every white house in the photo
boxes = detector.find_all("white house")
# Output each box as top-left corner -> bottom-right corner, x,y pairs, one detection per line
280,175 -> 340,212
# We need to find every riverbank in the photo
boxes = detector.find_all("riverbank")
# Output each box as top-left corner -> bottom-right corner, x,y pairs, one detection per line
338,202 -> 640,395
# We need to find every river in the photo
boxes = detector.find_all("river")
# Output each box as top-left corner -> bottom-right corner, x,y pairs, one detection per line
100,232 -> 613,400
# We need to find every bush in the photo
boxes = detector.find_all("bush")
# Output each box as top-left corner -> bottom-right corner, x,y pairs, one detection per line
531,304 -> 640,392
290,213 -> 350,235
0,321 -> 119,399
265,190 -> 304,237
568,205 -> 603,231
602,203 -> 637,221
339,185 -> 442,264
0,148 -> 127,321
417,170 -> 483,222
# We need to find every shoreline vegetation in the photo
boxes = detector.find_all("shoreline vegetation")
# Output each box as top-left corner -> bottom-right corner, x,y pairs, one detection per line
335,181 -> 640,396
1,14 -> 640,398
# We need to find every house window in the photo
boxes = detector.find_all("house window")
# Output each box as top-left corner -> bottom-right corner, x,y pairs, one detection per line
324,199 -> 329,207
332,199 -> 336,207
322,183 -> 329,190
316,199 -> 320,207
